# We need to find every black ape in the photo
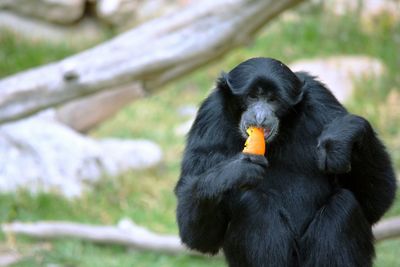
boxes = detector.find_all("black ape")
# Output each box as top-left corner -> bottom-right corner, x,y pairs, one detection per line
175,58 -> 396,267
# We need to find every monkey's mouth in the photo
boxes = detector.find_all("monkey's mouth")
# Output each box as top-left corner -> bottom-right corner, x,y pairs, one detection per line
241,124 -> 279,142
264,128 -> 271,139
263,125 -> 278,142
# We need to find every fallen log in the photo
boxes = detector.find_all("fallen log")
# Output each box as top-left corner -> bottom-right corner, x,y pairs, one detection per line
2,216 -> 399,257
55,82 -> 145,132
2,219 -> 196,255
0,0 -> 305,125
373,217 -> 400,242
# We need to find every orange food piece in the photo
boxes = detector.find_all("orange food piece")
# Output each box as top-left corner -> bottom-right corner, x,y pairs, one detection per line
242,127 -> 266,155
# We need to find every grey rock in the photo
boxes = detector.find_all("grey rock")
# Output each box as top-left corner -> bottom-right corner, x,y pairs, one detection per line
0,0 -> 85,24
324,0 -> 400,21
177,105 -> 197,117
289,56 -> 385,102
99,138 -> 162,175
175,118 -> 195,137
0,11 -> 104,43
0,112 -> 162,198
96,0 -> 186,28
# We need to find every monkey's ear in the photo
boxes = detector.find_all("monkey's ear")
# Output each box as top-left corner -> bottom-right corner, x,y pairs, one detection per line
292,90 -> 304,105
216,68 -> 252,95
290,74 -> 306,105
216,72 -> 230,92
290,81 -> 304,105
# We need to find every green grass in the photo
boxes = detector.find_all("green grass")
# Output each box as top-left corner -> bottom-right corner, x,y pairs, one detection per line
0,3 -> 400,267
0,32 -> 70,78
0,29 -> 109,78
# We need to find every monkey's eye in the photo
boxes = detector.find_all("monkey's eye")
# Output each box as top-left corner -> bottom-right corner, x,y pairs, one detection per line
248,94 -> 258,102
268,94 -> 277,102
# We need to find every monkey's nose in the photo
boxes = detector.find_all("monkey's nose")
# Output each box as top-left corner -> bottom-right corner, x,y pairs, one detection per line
255,113 -> 266,125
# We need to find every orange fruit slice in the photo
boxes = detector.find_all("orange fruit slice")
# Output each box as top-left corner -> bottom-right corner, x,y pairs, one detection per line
242,127 -> 265,155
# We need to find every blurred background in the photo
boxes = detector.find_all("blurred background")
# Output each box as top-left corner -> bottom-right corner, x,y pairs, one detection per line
0,0 -> 399,266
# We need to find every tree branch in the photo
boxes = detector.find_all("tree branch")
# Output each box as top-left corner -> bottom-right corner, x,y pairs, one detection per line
373,217 -> 400,242
2,219 -> 201,256
0,0 -> 304,124
55,82 -> 145,132
2,216 -> 400,258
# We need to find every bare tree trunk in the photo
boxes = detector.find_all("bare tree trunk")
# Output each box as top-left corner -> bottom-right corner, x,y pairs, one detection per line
55,83 -> 145,132
2,216 -> 400,257
373,217 -> 400,242
0,0 -> 305,125
2,220 -> 200,256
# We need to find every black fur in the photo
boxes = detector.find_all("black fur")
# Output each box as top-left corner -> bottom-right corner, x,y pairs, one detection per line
174,57 -> 396,267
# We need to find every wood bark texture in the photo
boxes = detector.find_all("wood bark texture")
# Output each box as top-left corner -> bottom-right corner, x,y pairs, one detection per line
2,220 -> 199,255
0,0 -> 304,125
2,217 -> 399,256
373,217 -> 400,242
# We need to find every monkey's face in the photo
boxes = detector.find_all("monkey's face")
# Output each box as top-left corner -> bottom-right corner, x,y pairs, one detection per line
220,57 -> 303,142
239,87 -> 280,141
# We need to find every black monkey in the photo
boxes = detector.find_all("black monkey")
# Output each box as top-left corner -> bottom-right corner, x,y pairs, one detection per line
174,58 -> 396,267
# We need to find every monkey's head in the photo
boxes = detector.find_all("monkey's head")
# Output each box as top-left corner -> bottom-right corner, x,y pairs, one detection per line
218,57 -> 303,141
